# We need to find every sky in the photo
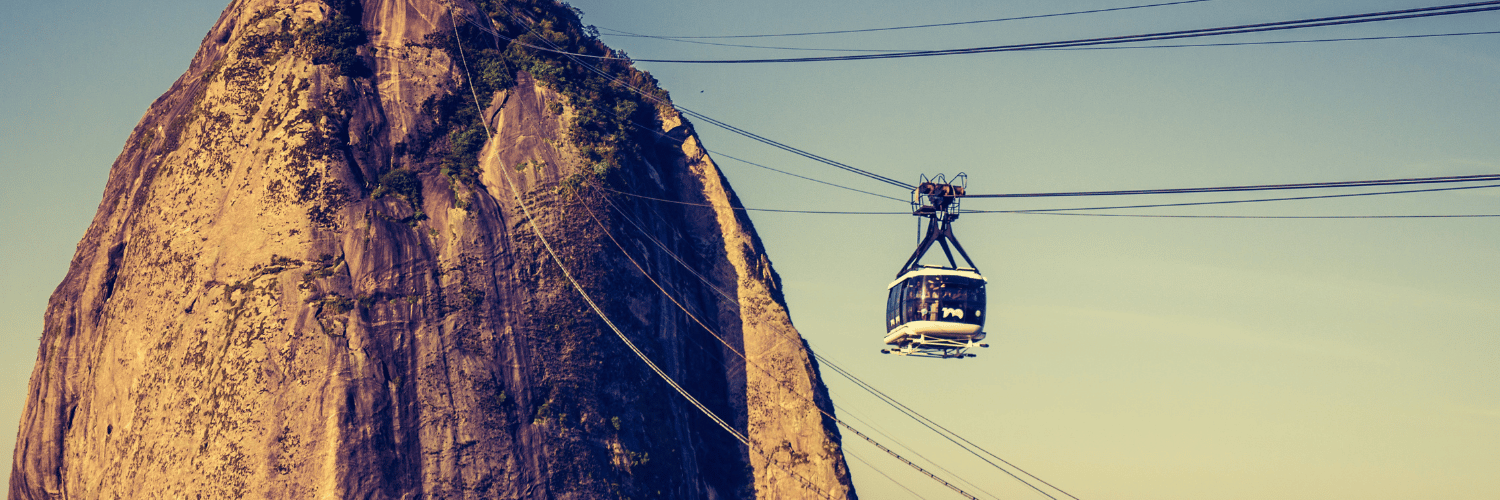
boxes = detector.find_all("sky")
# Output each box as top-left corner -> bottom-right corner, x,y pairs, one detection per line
2,1 -> 1498,499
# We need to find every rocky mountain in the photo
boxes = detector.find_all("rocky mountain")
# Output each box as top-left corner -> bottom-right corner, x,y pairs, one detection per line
9,0 -> 855,498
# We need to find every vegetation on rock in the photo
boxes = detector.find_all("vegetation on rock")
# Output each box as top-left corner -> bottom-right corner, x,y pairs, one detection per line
419,0 -> 672,188
297,0 -> 369,78
372,168 -> 426,221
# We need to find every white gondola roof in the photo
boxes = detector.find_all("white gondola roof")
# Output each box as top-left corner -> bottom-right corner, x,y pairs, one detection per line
887,267 -> 986,289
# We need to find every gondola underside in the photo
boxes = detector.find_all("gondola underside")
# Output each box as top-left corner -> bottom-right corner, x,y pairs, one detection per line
883,322 -> 987,358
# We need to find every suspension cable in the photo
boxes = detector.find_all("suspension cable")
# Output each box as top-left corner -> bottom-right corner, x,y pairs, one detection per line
601,184 -> 1500,218
449,7 -> 1496,495
599,193 -> 1010,498
593,29 -> 1499,54
602,1 -> 1500,63
965,183 -> 1500,213
447,5 -> 835,498
458,8 -> 1500,217
1042,30 -> 1500,51
997,212 -> 1500,219
450,2 -> 750,445
601,186 -> 903,214
598,177 -> 1499,496
597,191 -> 1008,495
592,183 -> 1082,498
458,7 -> 1500,209
597,0 -> 1217,39
461,8 -> 915,191
844,451 -> 934,500
504,3 -> 1500,62
817,357 -> 1083,500
961,174 -> 1500,198
630,122 -> 908,202
598,189 -> 1086,499
575,187 -> 986,499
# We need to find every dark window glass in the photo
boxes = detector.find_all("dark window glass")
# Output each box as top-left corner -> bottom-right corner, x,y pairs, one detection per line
885,284 -> 901,331
903,277 -> 928,322
892,275 -> 987,328
926,276 -> 987,326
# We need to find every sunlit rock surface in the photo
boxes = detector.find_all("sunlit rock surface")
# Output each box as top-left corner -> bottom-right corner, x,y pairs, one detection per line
9,0 -> 854,498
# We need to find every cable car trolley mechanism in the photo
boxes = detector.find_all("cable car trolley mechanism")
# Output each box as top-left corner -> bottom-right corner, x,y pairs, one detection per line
883,173 -> 990,359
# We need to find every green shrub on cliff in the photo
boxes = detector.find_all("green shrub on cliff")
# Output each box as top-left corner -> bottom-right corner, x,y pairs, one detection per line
420,0 -> 674,187
373,168 -> 427,222
298,0 -> 369,77
372,169 -> 421,201
442,126 -> 488,186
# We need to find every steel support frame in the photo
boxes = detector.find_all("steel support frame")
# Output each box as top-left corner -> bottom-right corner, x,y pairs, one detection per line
887,335 -> 985,359
898,215 -> 979,276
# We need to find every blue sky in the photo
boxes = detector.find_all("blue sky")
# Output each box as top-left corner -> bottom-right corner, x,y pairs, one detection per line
3,1 -> 1498,498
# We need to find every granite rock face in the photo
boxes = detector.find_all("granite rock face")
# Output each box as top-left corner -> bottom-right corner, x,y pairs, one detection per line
9,0 -> 854,498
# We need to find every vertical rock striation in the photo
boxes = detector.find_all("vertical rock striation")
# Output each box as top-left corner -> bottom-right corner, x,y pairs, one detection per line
9,0 -> 855,498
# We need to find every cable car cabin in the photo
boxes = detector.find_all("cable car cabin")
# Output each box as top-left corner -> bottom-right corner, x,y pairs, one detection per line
884,268 -> 987,357
884,173 -> 990,358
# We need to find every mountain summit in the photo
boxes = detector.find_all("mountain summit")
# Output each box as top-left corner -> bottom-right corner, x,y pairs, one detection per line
9,0 -> 854,497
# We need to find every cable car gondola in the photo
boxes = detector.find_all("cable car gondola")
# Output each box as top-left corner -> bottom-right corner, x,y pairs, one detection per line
882,174 -> 990,359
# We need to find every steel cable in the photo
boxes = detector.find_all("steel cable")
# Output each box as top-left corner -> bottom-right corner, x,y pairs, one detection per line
448,6 -> 840,498
597,0 -> 1218,39
575,186 -> 988,499
962,174 -> 1500,198
592,182 -> 1075,498
599,192 -> 1002,494
629,122 -> 909,202
601,184 -> 1500,218
966,183 -> 1500,213
463,9 -> 915,191
593,29 -> 1500,54
509,1 -> 1500,63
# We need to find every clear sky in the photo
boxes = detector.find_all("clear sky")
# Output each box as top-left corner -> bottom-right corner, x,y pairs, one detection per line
3,1 -> 1498,498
